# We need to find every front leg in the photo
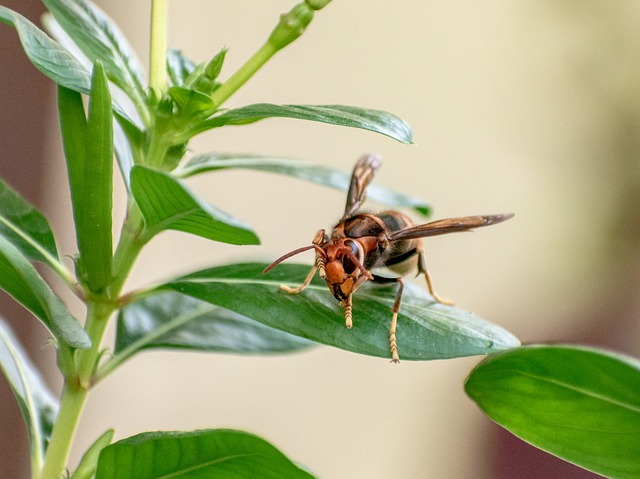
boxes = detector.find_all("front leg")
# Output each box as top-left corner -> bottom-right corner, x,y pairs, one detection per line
279,264 -> 317,294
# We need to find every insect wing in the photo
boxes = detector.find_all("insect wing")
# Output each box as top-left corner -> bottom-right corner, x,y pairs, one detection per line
343,154 -> 382,219
388,214 -> 513,241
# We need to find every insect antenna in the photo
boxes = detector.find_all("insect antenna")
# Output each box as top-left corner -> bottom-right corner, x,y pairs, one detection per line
263,244 -> 327,274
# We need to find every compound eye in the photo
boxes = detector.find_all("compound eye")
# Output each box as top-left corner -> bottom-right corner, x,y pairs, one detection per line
344,239 -> 364,264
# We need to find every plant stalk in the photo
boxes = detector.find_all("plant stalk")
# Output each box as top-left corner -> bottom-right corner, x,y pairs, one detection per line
149,0 -> 168,93
38,203 -> 147,478
39,303 -> 111,479
209,2 -> 315,109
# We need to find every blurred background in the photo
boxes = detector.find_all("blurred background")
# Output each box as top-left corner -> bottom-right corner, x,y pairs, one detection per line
2,1 -> 640,477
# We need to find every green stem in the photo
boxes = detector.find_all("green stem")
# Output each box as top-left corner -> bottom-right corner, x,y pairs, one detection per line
111,200 -> 147,294
39,385 -> 87,479
209,41 -> 279,108
39,303 -> 111,479
149,0 -> 168,92
39,202 -> 147,478
209,2 -> 315,109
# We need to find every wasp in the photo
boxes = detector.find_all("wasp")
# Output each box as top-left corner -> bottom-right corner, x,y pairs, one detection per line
264,154 -> 513,362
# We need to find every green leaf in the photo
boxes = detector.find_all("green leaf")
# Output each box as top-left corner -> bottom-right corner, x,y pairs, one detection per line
78,61 -> 113,292
168,86 -> 215,114
167,48 -> 197,87
0,319 -> 58,470
95,429 -> 316,479
0,5 -> 91,92
0,235 -> 89,349
113,291 -> 312,363
176,153 -> 431,216
160,263 -> 519,361
58,84 -> 88,216
0,179 -> 60,263
62,63 -> 114,293
130,166 -> 259,245
42,0 -> 146,105
465,345 -> 640,479
72,429 -> 115,479
189,103 -> 414,144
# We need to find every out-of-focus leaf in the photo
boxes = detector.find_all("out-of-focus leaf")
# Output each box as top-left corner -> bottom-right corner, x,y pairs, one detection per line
0,5 -> 91,92
466,345 -> 640,479
0,319 -> 58,470
176,153 -> 431,216
113,291 -> 312,363
0,235 -> 89,349
189,103 -> 414,144
0,179 -> 60,263
167,48 -> 197,87
72,429 -> 114,479
158,263 -> 519,361
42,0 -> 146,104
130,166 -> 259,245
95,429 -> 317,479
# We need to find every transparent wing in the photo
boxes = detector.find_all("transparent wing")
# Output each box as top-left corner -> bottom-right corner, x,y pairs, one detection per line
387,214 -> 514,241
343,153 -> 382,219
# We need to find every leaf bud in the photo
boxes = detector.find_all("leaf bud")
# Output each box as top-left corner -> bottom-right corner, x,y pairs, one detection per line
268,3 -> 314,50
305,0 -> 332,10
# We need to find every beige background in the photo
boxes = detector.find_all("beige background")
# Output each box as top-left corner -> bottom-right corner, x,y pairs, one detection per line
37,1 -> 640,478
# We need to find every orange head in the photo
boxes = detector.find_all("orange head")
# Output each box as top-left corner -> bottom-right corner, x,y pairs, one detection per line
322,239 -> 370,302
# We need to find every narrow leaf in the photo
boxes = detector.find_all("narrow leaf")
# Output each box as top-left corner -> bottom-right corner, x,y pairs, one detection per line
130,166 -> 259,245
0,6 -> 91,92
0,179 -> 60,262
0,235 -> 89,348
190,103 -> 414,144
114,291 -> 312,361
76,61 -> 113,292
72,429 -> 115,479
465,345 -> 640,479
0,319 -> 58,469
160,263 -> 519,361
42,0 -> 146,102
176,153 -> 431,216
58,83 -> 88,249
95,429 -> 316,479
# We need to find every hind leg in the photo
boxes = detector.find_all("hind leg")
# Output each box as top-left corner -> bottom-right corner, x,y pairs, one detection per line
417,248 -> 454,305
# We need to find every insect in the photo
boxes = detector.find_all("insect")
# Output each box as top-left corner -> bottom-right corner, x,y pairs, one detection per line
263,154 -> 513,362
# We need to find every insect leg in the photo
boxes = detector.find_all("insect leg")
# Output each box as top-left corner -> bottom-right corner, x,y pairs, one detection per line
343,294 -> 353,329
279,265 -> 317,294
417,247 -> 454,305
389,278 -> 404,363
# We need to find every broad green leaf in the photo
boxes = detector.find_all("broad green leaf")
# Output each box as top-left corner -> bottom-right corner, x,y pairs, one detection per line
72,429 -> 114,479
465,345 -> 640,479
0,179 -> 60,263
0,235 -> 89,349
112,291 -> 312,366
188,104 -> 414,144
95,429 -> 316,479
176,153 -> 431,216
130,166 -> 259,245
78,61 -> 113,292
0,319 -> 58,470
160,263 -> 519,361
167,48 -> 197,87
42,0 -> 146,105
0,6 -> 91,92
